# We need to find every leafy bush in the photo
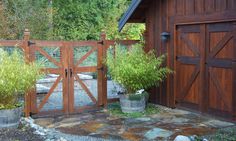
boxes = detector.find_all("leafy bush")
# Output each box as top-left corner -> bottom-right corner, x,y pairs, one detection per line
0,50 -> 42,109
105,44 -> 172,94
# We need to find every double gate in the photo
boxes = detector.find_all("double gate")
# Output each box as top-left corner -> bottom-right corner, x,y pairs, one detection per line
0,30 -> 138,117
175,22 -> 236,118
28,41 -> 105,116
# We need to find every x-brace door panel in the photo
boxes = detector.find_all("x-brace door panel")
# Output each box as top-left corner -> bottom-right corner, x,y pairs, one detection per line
68,41 -> 103,113
30,41 -> 68,115
175,24 -> 202,110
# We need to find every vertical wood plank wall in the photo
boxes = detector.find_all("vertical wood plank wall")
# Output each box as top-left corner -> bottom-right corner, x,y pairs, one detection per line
144,0 -> 236,113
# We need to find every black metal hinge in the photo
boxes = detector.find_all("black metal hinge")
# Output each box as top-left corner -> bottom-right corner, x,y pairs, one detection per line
28,41 -> 36,46
98,41 -> 104,45
97,67 -> 104,71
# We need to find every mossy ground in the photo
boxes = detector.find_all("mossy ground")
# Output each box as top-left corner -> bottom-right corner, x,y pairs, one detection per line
205,126 -> 236,141
107,102 -> 160,118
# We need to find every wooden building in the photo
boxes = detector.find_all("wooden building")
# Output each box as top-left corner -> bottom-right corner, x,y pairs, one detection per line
119,0 -> 236,120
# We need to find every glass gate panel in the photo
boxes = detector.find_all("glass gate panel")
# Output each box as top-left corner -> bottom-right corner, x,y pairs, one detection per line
72,45 -> 98,110
36,73 -> 63,111
73,72 -> 98,107
33,45 -> 64,113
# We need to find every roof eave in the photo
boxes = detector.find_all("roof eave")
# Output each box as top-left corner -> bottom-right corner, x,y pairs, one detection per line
118,0 -> 142,32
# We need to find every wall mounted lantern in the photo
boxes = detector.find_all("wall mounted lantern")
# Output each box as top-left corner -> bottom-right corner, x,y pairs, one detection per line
161,32 -> 170,42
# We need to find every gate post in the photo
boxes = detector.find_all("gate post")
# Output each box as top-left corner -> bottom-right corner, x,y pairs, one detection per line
23,29 -> 31,117
98,32 -> 108,107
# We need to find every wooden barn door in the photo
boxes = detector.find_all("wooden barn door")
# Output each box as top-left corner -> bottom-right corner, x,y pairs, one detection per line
206,22 -> 236,118
175,22 -> 236,118
175,24 -> 202,110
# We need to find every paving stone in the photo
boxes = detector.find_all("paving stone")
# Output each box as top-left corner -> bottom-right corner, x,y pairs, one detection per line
107,118 -> 124,125
154,123 -> 193,131
144,128 -> 173,140
55,122 -> 82,128
170,109 -> 191,115
169,117 -> 190,124
90,133 -> 124,140
135,117 -> 151,122
59,117 -> 81,123
127,127 -> 151,134
178,127 -> 216,136
203,119 -> 235,128
79,121 -> 106,133
121,132 -> 143,141
57,126 -> 90,136
35,118 -> 54,127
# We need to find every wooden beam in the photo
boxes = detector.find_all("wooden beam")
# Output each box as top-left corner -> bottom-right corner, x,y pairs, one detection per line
179,65 -> 200,101
174,12 -> 236,25
180,33 -> 200,56
177,56 -> 200,65
209,71 -> 231,110
74,75 -> 97,104
23,29 -> 31,117
35,46 -> 62,68
38,75 -> 62,112
74,66 -> 97,72
75,46 -> 97,67
209,32 -> 233,58
0,40 -> 22,47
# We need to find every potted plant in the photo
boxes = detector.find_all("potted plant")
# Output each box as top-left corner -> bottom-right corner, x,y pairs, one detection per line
105,44 -> 172,113
0,49 -> 42,128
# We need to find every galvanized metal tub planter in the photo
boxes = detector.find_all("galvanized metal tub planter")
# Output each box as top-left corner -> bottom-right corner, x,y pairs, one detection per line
120,94 -> 146,113
0,107 -> 23,128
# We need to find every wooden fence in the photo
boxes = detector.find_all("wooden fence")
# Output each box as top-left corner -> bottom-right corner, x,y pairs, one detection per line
0,29 -> 139,117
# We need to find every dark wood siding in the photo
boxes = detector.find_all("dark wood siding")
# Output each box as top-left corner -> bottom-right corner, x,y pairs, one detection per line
143,0 -> 236,120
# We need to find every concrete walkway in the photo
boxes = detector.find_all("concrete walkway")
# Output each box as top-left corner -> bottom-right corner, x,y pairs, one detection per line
34,105 -> 235,141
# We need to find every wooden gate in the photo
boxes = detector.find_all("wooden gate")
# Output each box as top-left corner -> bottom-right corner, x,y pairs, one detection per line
21,31 -> 139,116
175,22 -> 236,118
25,37 -> 106,116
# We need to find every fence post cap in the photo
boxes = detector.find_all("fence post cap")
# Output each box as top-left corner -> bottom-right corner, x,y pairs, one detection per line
100,31 -> 106,40
24,29 -> 30,36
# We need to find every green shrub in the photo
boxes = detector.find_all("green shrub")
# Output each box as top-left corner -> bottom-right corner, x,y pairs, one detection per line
105,44 -> 172,94
0,50 -> 42,109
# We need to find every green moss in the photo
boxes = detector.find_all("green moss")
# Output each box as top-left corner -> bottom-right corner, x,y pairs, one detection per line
108,102 -> 160,118
207,127 -> 236,141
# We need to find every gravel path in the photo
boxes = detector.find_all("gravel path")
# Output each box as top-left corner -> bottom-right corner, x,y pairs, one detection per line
0,123 -> 44,141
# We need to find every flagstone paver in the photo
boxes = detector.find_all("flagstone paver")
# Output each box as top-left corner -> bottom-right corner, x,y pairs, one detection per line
144,128 -> 173,140
34,106 -> 235,141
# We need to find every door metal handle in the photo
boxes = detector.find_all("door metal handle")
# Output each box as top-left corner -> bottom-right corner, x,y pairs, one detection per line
65,69 -> 68,77
70,69 -> 73,77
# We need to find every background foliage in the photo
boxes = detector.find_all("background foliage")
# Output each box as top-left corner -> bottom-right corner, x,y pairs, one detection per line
0,0 -> 145,40
0,0 -> 52,40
